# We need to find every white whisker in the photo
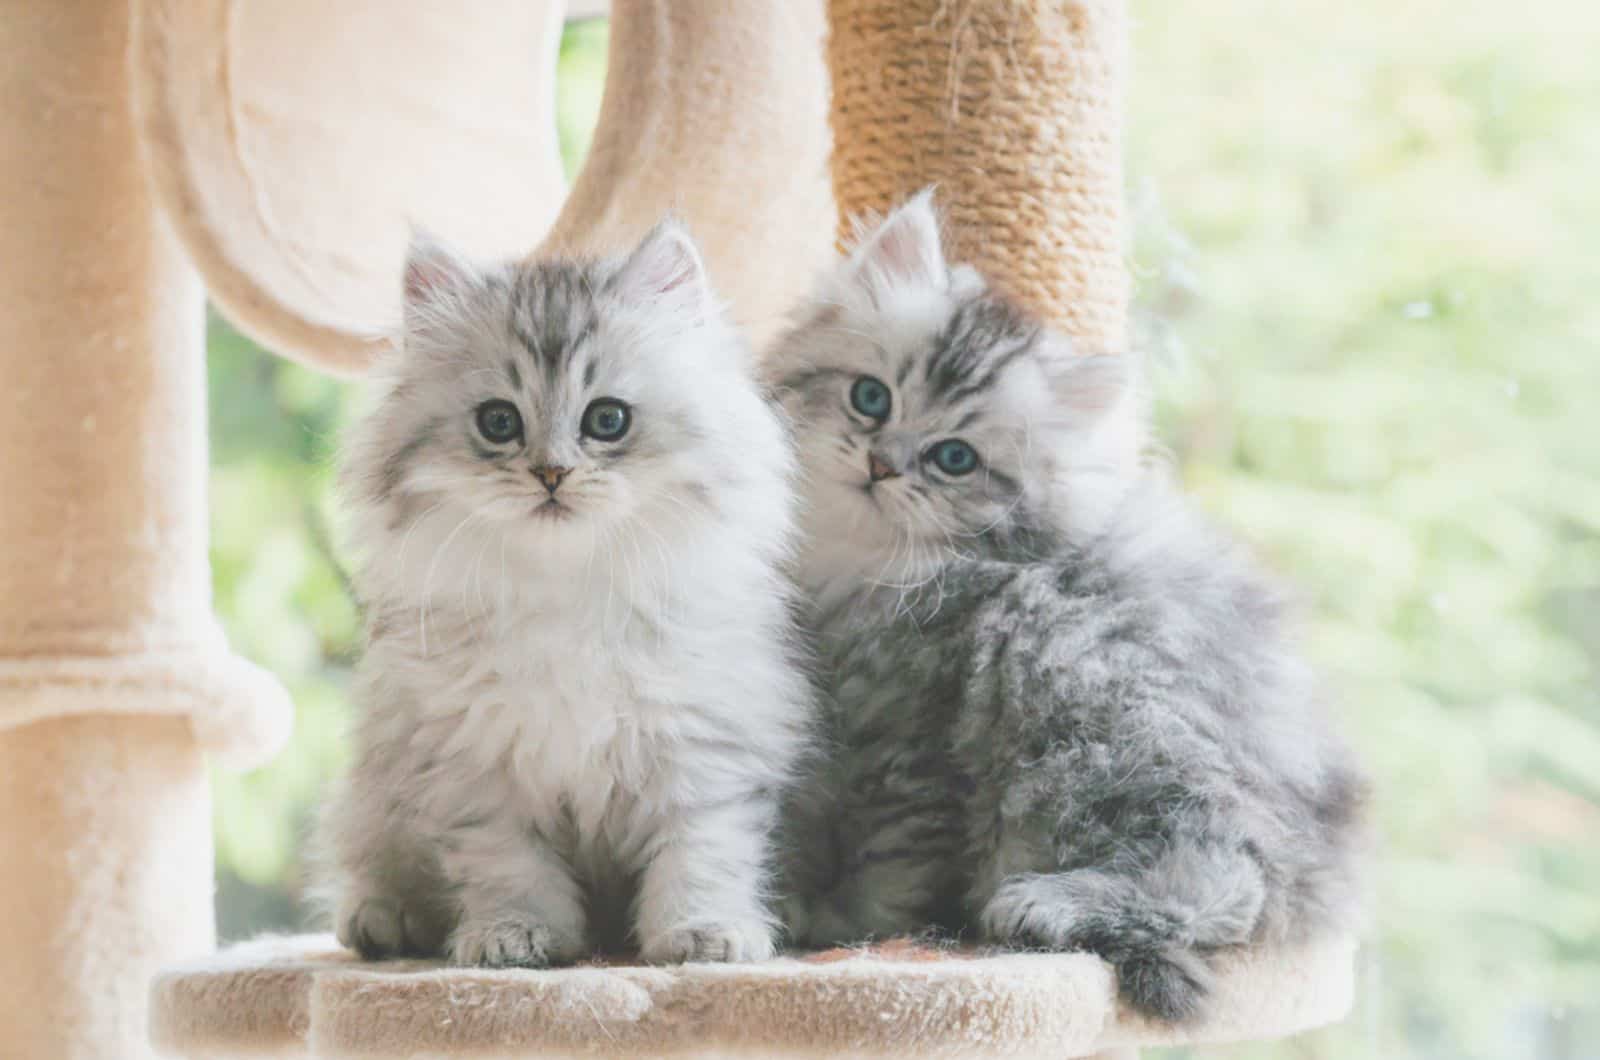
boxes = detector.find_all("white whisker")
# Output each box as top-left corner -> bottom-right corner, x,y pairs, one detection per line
419,509 -> 482,656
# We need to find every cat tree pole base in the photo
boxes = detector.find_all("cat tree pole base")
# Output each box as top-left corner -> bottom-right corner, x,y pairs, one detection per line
150,934 -> 1356,1059
0,4 -> 292,1058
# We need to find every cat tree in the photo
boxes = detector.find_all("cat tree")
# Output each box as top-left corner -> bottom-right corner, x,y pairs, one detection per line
0,1 -> 1357,1058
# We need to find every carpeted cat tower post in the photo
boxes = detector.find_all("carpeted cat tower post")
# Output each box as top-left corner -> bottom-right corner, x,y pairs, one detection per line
0,1 -> 1357,1058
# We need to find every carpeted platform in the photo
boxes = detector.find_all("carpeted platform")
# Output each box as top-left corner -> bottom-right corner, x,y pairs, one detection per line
150,934 -> 1356,1058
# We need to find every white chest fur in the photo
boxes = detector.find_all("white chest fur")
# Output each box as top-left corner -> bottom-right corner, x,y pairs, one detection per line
419,600 -> 692,850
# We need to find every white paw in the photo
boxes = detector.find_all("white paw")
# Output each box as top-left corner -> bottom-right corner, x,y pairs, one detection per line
641,919 -> 776,964
979,875 -> 1078,948
450,915 -> 569,968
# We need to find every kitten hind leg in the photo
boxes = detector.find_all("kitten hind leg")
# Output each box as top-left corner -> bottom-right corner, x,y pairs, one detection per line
977,846 -> 1265,1023
790,807 -> 962,948
773,782 -> 846,948
795,857 -> 952,948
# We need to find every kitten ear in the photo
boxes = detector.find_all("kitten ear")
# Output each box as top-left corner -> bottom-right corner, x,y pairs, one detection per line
844,188 -> 949,297
401,228 -> 478,329
1049,352 -> 1132,422
611,218 -> 713,323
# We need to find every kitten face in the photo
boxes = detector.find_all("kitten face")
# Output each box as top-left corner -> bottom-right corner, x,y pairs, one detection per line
769,192 -> 1136,591
345,222 -> 782,589
780,293 -> 1057,556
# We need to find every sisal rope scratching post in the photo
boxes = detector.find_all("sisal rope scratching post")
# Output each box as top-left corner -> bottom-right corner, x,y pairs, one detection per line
829,0 -> 1130,353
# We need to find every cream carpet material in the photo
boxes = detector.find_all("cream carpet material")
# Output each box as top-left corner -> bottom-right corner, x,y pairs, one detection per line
132,0 -> 834,374
3,716 -> 214,1060
0,641 -> 292,768
1,3 -> 294,1055
151,934 -> 1356,1059
131,0 -> 570,374
536,0 -> 835,354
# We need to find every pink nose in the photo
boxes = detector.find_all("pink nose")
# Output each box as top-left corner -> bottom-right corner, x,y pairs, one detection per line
533,465 -> 571,493
868,454 -> 899,482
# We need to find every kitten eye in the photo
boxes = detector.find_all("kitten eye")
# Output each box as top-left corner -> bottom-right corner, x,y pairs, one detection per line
850,375 -> 892,421
581,398 -> 632,441
929,438 -> 980,476
474,400 -> 523,444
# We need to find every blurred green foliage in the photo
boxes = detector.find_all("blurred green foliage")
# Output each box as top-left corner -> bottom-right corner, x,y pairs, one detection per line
205,5 -> 1599,1057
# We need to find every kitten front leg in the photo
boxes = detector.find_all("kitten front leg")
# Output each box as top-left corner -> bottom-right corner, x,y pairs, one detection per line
634,795 -> 777,964
321,770 -> 453,959
782,787 -> 963,948
439,810 -> 588,968
773,776 -> 846,946
796,839 -> 952,947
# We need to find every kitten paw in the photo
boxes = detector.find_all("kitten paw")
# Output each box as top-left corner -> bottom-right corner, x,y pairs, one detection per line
641,920 -> 775,964
978,875 -> 1080,948
338,896 -> 446,959
450,915 -> 571,968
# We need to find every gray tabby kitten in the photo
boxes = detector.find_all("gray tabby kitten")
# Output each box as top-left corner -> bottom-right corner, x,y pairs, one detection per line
772,193 -> 1367,1022
319,222 -> 809,967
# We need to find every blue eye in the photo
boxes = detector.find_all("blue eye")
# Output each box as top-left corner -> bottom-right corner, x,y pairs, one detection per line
475,400 -> 523,444
930,439 -> 979,476
850,376 -> 892,421
581,398 -> 631,441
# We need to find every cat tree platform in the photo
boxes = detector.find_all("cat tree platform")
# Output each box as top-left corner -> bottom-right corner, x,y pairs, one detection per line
150,934 -> 1356,1059
0,0 -> 1366,1057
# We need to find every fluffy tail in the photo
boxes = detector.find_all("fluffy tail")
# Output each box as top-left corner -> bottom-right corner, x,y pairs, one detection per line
980,845 -> 1266,1023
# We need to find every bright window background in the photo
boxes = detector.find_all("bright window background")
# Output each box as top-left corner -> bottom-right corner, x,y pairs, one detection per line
207,7 -> 1600,1057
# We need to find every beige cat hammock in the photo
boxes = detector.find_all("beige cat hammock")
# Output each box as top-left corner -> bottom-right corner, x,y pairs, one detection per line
0,1 -> 1356,1057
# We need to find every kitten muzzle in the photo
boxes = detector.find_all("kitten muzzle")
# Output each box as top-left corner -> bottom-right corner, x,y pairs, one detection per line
533,465 -> 572,494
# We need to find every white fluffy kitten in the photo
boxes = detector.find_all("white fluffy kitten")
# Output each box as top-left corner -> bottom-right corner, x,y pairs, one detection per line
319,222 -> 809,967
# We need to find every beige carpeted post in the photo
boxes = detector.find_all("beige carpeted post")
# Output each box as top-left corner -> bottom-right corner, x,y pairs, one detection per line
828,0 -> 1130,353
0,3 -> 289,1058
537,0 -> 834,350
